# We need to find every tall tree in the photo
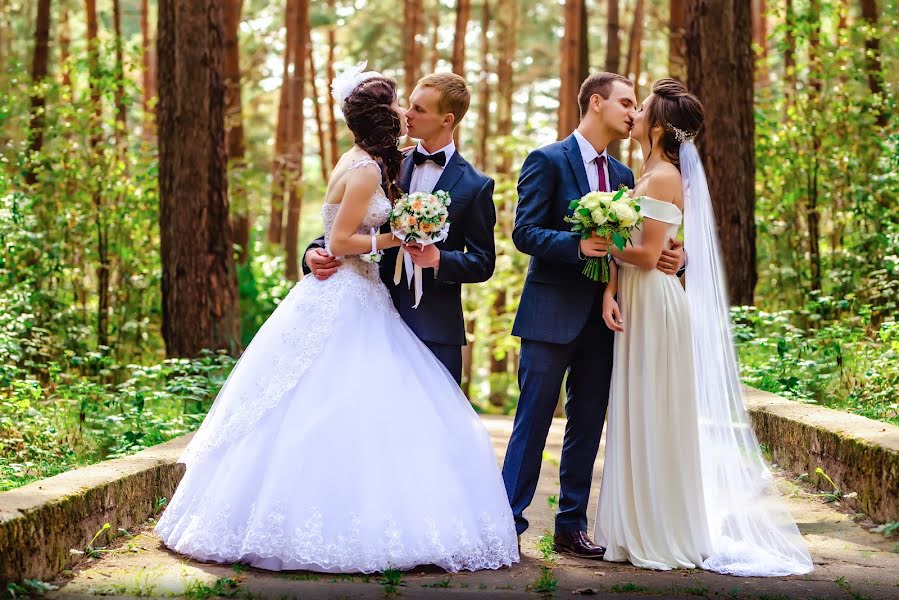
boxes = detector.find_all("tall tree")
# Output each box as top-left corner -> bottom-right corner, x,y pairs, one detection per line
606,0 -> 621,158
308,28 -> 329,183
475,0 -> 490,171
325,0 -> 338,168
140,0 -> 156,138
452,0 -> 470,75
158,0 -> 241,356
489,0 -> 517,407
284,0 -> 309,280
428,0 -> 441,72
268,0 -> 296,245
25,0 -> 51,186
751,0 -> 768,82
404,0 -> 424,98
85,0 -> 111,348
669,0 -> 686,81
860,0 -> 887,127
558,0 -> 589,139
224,0 -> 250,264
624,0 -> 644,168
784,0 -> 796,96
685,0 -> 756,305
112,0 -> 128,157
806,0 -> 822,290
59,3 -> 71,87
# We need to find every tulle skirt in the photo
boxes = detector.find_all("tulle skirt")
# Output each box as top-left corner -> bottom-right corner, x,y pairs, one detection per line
156,264 -> 519,573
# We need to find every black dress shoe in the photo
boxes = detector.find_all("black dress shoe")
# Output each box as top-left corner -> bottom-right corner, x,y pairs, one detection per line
553,530 -> 606,559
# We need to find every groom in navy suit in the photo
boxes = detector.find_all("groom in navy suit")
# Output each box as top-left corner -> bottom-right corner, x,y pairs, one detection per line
502,73 -> 639,558
304,73 -> 495,383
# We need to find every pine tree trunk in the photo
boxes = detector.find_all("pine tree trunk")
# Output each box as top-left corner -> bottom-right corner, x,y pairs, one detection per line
685,0 -> 756,305
668,0 -> 686,81
460,315 -> 476,398
113,0 -> 128,159
625,0 -> 644,170
452,0 -> 470,75
225,0 -> 250,264
85,0 -> 111,348
784,0 -> 796,96
284,0 -> 309,281
268,0 -> 296,245
59,4 -> 71,87
495,0 -> 516,173
807,0 -> 821,290
489,0 -> 516,407
606,0 -> 621,158
751,0 -> 768,82
25,0 -> 51,187
326,0 -> 338,168
307,28 -> 329,183
429,0 -> 440,73
558,0 -> 588,140
404,0 -> 424,99
140,0 -> 156,139
158,0 -> 241,357
475,0 -> 490,171
860,0 -> 886,127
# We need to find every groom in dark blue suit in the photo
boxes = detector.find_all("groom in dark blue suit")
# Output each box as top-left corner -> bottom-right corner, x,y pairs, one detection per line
502,73 -> 638,558
304,73 -> 495,383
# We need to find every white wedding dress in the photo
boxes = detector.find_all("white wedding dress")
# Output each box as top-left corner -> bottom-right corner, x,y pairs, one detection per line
595,198 -> 714,570
156,158 -> 519,573
595,194 -> 813,577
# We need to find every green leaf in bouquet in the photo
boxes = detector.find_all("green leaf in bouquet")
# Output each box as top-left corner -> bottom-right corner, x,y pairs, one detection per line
577,208 -> 591,217
613,188 -> 625,201
582,231 -> 592,240
568,199 -> 580,210
612,232 -> 625,250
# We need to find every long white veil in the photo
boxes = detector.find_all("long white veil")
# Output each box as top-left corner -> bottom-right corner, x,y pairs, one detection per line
681,141 -> 814,576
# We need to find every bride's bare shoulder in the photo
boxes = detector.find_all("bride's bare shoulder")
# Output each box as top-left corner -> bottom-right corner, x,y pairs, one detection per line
639,164 -> 682,205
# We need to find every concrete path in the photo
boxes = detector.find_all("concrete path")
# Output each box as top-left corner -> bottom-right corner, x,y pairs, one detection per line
48,416 -> 899,599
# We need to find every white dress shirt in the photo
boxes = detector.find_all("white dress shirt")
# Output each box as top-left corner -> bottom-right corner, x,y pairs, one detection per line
572,129 -> 611,193
409,141 -> 456,194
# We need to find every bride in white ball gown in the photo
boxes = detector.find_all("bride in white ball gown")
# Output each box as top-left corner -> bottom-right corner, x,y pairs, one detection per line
154,65 -> 519,574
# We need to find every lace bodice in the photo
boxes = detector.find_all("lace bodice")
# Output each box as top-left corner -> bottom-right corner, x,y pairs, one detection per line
322,157 -> 392,253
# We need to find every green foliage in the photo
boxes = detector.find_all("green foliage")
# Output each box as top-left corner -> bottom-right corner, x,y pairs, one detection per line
733,305 -> 898,425
183,577 -> 241,600
531,567 -> 557,595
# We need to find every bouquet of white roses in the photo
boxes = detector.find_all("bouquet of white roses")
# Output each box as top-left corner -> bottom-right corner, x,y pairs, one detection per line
389,190 -> 452,308
564,187 -> 643,282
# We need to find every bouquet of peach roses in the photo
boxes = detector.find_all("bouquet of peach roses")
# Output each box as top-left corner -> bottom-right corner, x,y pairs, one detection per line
389,190 -> 452,308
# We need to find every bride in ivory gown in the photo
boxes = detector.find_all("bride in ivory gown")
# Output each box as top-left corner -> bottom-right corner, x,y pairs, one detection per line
594,79 -> 813,577
155,67 -> 519,574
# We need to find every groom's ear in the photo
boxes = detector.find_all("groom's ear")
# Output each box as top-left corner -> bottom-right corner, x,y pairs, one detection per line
443,113 -> 456,130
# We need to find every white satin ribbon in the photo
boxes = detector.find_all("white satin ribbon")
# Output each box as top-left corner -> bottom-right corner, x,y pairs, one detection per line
391,226 -> 449,309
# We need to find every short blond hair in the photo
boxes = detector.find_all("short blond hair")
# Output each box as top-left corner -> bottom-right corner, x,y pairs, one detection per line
416,73 -> 471,128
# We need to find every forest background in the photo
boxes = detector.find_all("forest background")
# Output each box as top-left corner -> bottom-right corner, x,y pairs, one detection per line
0,0 -> 896,492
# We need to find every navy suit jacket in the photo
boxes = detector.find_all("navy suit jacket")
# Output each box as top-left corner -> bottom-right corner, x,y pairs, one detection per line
511,134 -> 635,345
304,149 -> 496,346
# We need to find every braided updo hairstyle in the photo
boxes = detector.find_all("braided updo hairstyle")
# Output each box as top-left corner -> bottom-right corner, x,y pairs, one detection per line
645,78 -> 705,168
341,76 -> 404,201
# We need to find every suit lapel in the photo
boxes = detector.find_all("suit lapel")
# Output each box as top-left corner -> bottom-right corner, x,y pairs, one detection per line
431,152 -> 465,194
606,157 -> 622,191
563,135 -> 591,198
399,153 -> 415,193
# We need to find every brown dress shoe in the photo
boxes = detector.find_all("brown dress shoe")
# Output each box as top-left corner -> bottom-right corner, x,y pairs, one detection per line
553,531 -> 606,559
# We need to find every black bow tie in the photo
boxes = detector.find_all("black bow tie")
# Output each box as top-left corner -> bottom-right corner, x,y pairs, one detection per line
412,149 -> 447,167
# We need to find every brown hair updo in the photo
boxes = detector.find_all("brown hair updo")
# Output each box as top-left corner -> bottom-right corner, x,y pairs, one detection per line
342,76 -> 403,200
645,78 -> 705,168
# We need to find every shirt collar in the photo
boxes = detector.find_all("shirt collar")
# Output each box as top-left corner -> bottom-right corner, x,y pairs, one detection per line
415,140 -> 456,167
572,130 -> 607,165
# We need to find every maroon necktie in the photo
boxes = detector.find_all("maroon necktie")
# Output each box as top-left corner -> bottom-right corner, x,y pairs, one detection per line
595,155 -> 608,192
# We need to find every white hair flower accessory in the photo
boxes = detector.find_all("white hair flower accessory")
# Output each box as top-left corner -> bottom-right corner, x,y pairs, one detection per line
330,61 -> 384,109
